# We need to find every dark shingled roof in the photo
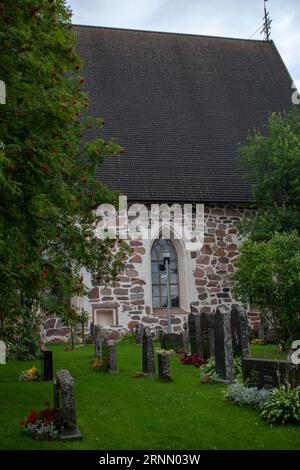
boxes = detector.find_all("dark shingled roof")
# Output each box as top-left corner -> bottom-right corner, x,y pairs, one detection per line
73,25 -> 293,202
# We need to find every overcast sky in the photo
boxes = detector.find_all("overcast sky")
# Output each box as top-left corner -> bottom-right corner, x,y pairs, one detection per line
69,0 -> 299,90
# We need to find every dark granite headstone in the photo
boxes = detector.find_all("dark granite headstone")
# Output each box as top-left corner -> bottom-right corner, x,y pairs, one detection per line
231,305 -> 250,358
41,348 -> 53,381
94,325 -> 104,358
55,369 -> 82,440
214,306 -> 234,382
158,352 -> 171,381
242,357 -> 300,389
208,315 -> 215,357
101,341 -> 118,373
89,321 -> 94,338
160,333 -> 183,351
142,328 -> 156,376
188,313 -> 203,356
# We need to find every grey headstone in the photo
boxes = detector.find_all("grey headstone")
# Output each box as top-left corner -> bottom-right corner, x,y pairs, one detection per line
182,331 -> 191,356
158,352 -> 171,381
56,369 -> 82,439
0,340 -> 6,364
109,343 -> 118,373
214,306 -> 235,382
94,325 -> 104,358
231,305 -> 250,358
142,327 -> 156,376
135,323 -> 144,346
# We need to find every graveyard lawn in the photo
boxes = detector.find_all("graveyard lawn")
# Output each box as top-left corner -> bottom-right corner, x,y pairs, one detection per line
0,343 -> 299,450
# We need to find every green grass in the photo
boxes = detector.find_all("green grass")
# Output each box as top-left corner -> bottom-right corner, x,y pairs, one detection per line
0,343 -> 299,450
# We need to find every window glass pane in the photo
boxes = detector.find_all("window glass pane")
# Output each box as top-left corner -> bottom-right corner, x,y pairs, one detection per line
151,237 -> 179,308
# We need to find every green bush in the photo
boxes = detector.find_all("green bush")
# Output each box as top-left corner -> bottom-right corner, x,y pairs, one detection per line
120,332 -> 136,344
260,384 -> 300,425
199,356 -> 242,380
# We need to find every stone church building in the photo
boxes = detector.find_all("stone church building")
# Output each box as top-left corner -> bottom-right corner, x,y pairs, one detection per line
43,25 -> 293,343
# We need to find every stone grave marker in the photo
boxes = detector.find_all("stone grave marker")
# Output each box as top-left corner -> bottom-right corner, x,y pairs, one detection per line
0,340 -> 6,364
41,348 -> 53,381
160,332 -> 183,352
182,331 -> 191,356
231,305 -> 250,358
188,313 -> 203,356
89,321 -> 94,338
208,315 -> 215,357
158,352 -> 171,381
101,340 -> 118,373
54,369 -> 82,440
142,327 -> 156,376
94,324 -> 104,358
135,323 -> 144,346
214,306 -> 234,382
242,357 -> 300,389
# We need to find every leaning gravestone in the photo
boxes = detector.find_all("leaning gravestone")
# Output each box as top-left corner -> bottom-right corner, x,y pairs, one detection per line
158,352 -> 171,381
214,306 -> 235,382
41,348 -> 53,381
231,305 -> 250,358
142,328 -> 156,376
54,369 -> 82,439
0,340 -> 6,364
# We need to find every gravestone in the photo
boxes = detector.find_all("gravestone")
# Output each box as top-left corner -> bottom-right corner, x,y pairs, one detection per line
188,313 -> 203,356
208,315 -> 215,357
135,323 -> 144,346
158,352 -> 171,381
101,340 -> 118,373
200,313 -> 212,360
160,333 -> 183,351
214,306 -> 234,382
231,305 -> 250,358
54,369 -> 82,439
142,328 -> 156,376
242,357 -> 300,389
182,331 -> 191,356
94,325 -> 104,358
89,321 -> 94,338
41,348 -> 53,381
0,340 -> 6,364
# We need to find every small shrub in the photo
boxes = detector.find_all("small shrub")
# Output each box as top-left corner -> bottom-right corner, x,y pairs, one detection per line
20,402 -> 62,440
251,338 -> 265,345
260,384 -> 300,425
224,383 -> 271,408
121,332 -> 136,344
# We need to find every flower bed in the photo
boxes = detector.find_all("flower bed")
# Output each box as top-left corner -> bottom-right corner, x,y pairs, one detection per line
179,353 -> 204,368
20,402 -> 62,440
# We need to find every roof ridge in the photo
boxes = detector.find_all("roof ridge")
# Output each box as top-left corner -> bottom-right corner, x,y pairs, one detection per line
72,23 -> 268,44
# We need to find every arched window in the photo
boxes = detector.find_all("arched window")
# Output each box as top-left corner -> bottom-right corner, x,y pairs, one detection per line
151,238 -> 179,308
